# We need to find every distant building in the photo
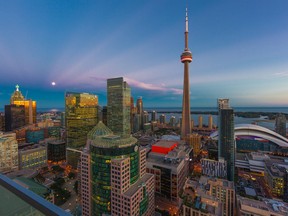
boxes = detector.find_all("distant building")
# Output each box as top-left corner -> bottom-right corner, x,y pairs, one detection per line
107,77 -> 131,137
133,114 -> 141,133
217,98 -> 235,182
186,133 -> 201,157
10,85 -> 36,125
18,144 -> 47,170
143,111 -> 149,125
264,162 -> 286,197
0,113 -> 5,131
201,158 -> 227,179
159,114 -> 166,124
151,110 -> 157,122
208,115 -> 213,130
198,115 -> 203,129
5,104 -> 25,131
47,140 -> 66,163
136,96 -> 143,129
146,140 -> 192,202
169,116 -> 177,127
237,195 -> 288,216
0,132 -> 18,173
275,113 -> 286,137
65,92 -> 98,168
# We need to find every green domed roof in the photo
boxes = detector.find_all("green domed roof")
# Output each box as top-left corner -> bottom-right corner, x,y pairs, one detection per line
87,121 -> 113,140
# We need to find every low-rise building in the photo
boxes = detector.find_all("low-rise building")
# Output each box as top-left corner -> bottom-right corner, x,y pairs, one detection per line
146,140 -> 192,203
201,158 -> 227,179
18,144 -> 47,170
0,132 -> 18,173
237,195 -> 288,216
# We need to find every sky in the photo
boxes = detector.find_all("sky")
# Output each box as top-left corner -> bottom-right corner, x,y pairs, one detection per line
0,0 -> 288,108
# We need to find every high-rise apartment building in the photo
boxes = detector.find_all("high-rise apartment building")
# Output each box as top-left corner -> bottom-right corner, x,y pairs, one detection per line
180,9 -> 192,139
151,110 -> 157,122
107,77 -> 131,137
275,113 -> 286,137
136,96 -> 143,129
217,98 -> 235,182
0,132 -> 18,173
65,92 -> 98,168
10,85 -> 36,125
159,114 -> 166,124
186,133 -> 201,157
208,115 -> 213,130
81,121 -> 155,216
198,115 -> 203,129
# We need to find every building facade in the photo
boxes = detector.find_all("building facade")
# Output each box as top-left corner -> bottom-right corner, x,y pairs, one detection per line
65,92 -> 98,168
0,132 -> 18,173
275,113 -> 286,137
18,144 -> 47,170
82,121 -> 154,216
5,104 -> 25,131
201,158 -> 227,179
47,140 -> 66,163
107,77 -> 131,137
217,98 -> 235,182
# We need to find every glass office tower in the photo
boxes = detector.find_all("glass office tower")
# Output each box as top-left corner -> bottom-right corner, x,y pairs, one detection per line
87,121 -> 139,215
107,77 -> 131,137
65,92 -> 98,168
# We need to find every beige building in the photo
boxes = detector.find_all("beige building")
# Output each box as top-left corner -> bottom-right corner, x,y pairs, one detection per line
237,195 -> 288,216
18,144 -> 47,170
0,132 -> 18,173
182,176 -> 235,216
186,133 -> 202,157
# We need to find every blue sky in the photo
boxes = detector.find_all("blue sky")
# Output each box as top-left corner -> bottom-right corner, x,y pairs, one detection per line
0,0 -> 288,108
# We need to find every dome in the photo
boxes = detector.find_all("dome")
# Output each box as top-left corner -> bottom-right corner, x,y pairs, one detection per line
87,121 -> 113,140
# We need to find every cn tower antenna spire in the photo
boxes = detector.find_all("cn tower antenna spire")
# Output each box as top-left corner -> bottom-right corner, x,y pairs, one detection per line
180,5 -> 193,140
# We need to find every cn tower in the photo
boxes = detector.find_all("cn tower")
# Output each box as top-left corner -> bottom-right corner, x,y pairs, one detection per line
180,8 -> 192,139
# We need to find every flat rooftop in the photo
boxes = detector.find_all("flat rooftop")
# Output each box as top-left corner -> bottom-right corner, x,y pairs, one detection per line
153,140 -> 178,148
124,173 -> 153,197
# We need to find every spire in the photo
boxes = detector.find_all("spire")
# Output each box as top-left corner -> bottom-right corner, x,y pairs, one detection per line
16,84 -> 19,91
185,8 -> 188,33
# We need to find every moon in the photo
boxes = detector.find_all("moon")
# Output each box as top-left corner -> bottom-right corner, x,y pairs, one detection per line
51,82 -> 56,86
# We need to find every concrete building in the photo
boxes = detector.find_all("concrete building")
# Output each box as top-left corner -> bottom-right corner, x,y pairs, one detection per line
208,115 -> 213,130
107,77 -> 131,137
182,179 -> 222,216
18,144 -> 47,170
201,158 -> 227,179
182,176 -> 235,216
198,115 -> 203,129
186,133 -> 201,157
275,113 -> 286,137
81,121 -> 155,216
146,140 -> 192,202
159,114 -> 166,124
237,195 -> 288,216
136,96 -> 143,129
0,132 -> 18,173
264,162 -> 286,197
151,110 -> 157,122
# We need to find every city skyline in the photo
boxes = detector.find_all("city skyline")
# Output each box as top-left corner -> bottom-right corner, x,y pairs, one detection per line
0,1 -> 288,108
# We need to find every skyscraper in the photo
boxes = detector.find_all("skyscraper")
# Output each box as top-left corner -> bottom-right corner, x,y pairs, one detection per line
275,113 -> 286,137
10,85 -> 36,125
181,9 -> 192,139
107,77 -> 131,137
82,122 -> 155,216
65,92 -> 98,168
217,99 -> 235,182
136,96 -> 143,129
5,104 -> 25,131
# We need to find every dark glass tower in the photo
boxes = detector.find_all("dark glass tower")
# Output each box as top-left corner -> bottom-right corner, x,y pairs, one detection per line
107,77 -> 131,137
218,99 -> 235,182
181,9 -> 192,139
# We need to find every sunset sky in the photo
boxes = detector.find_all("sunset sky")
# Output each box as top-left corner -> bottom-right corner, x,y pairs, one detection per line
0,0 -> 288,108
